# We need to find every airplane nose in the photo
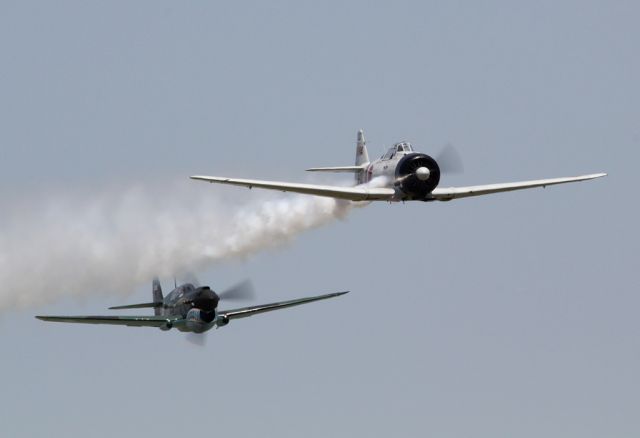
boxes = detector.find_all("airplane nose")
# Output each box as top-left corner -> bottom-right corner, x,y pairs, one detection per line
416,166 -> 431,181
192,287 -> 219,311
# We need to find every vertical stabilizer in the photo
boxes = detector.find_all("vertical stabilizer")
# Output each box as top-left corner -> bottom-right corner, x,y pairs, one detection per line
152,278 -> 163,316
355,129 -> 369,184
355,129 -> 370,166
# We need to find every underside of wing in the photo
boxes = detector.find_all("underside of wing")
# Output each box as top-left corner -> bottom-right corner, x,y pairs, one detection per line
190,175 -> 394,201
35,315 -> 179,328
220,291 -> 348,321
430,173 -> 606,201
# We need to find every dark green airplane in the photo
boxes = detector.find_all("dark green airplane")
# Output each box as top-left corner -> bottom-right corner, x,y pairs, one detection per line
36,278 -> 348,335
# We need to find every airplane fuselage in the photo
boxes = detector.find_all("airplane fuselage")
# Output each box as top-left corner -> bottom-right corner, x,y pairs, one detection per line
159,283 -> 220,333
361,153 -> 401,184
359,142 -> 442,201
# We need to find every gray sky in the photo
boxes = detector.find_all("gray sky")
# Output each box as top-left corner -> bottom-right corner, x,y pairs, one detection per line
1,1 -> 638,437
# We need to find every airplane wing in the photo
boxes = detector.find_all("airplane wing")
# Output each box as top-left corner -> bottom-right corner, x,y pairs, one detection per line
306,166 -> 364,172
108,302 -> 161,310
189,175 -> 394,201
429,173 -> 606,201
219,291 -> 348,321
35,315 -> 179,328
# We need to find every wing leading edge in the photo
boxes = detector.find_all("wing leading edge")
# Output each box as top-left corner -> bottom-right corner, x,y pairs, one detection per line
189,175 -> 394,201
306,166 -> 364,173
219,291 -> 349,321
430,173 -> 606,201
36,292 -> 349,327
191,172 -> 605,202
35,315 -> 179,327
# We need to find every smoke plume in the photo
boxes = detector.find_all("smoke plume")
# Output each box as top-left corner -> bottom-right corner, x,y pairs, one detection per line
0,181 -> 355,311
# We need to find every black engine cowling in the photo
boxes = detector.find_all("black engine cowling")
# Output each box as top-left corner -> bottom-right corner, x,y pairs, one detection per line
395,153 -> 441,199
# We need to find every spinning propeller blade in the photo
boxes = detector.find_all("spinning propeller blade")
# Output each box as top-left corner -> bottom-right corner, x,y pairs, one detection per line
186,332 -> 207,347
184,279 -> 254,346
218,279 -> 255,301
180,272 -> 201,287
436,143 -> 464,174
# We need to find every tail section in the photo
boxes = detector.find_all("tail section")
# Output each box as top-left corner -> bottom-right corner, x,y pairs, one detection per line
152,278 -> 163,316
107,278 -> 165,313
305,130 -> 370,185
355,129 -> 369,167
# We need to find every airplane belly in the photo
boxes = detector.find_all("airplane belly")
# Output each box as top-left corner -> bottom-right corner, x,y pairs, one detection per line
181,319 -> 215,333
183,308 -> 216,333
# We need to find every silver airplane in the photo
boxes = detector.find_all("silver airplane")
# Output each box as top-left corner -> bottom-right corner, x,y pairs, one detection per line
36,278 -> 347,333
191,130 -> 605,202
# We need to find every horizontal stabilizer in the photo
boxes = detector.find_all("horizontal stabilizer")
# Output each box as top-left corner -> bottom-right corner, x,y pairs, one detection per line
109,302 -> 162,310
306,166 -> 364,173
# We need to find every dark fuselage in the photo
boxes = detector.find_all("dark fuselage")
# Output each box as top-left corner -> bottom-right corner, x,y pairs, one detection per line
160,283 -> 219,333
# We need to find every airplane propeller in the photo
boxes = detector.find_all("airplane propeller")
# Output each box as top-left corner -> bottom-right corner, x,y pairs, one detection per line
218,279 -> 255,301
435,143 -> 464,174
180,274 -> 255,301
185,279 -> 255,347
395,143 -> 464,186
181,272 -> 202,287
186,332 -> 207,347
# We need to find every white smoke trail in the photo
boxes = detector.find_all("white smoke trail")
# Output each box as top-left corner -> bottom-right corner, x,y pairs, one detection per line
0,181 -> 356,311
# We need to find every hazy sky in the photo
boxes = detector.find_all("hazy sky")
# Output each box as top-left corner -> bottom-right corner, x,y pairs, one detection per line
1,1 -> 637,437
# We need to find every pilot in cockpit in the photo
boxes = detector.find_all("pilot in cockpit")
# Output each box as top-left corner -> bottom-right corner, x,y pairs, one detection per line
384,142 -> 414,159
396,142 -> 413,152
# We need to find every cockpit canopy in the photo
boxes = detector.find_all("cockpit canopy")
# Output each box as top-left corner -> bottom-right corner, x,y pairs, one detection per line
394,142 -> 414,152
382,142 -> 414,159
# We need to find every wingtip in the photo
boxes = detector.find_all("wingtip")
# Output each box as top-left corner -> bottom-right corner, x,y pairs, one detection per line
577,172 -> 607,180
190,175 -> 227,183
190,175 -> 215,180
324,291 -> 349,299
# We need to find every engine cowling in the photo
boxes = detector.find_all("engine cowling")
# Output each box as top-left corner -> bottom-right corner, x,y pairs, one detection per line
185,308 -> 216,333
395,153 -> 440,199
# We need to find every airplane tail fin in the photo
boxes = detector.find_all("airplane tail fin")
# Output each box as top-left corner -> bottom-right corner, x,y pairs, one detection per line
355,129 -> 370,184
355,129 -> 369,167
304,130 -> 369,184
152,278 -> 163,316
108,278 -> 165,313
